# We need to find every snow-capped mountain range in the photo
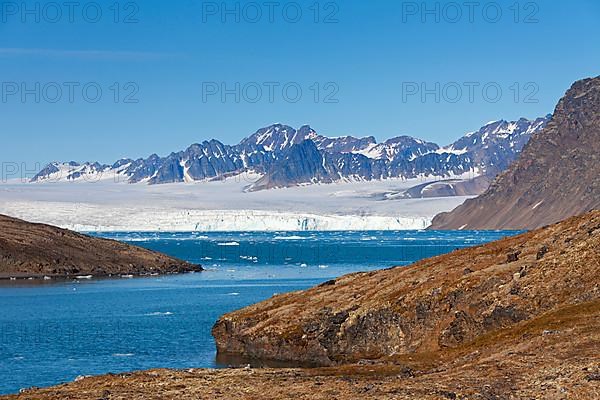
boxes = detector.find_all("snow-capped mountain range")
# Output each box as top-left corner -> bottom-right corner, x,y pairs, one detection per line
32,116 -> 551,191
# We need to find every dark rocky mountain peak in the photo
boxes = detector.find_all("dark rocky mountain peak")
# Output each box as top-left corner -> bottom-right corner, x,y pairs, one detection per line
31,117 -> 549,191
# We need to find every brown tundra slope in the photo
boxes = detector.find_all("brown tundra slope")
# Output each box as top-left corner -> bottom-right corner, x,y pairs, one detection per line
431,75 -> 600,230
7,211 -> 600,399
0,214 -> 201,278
213,211 -> 600,366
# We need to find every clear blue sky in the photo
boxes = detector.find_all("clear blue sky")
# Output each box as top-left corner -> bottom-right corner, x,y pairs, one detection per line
1,0 -> 599,166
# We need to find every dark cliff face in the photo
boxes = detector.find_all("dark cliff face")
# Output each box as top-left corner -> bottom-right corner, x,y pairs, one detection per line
0,214 -> 201,279
212,210 -> 600,367
31,117 -> 548,191
248,140 -> 336,190
430,76 -> 600,230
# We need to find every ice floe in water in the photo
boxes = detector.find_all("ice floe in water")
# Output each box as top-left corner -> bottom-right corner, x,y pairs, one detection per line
360,236 -> 378,241
144,312 -> 174,316
273,235 -> 307,240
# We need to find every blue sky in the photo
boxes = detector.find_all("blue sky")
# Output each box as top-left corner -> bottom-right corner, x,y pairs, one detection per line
1,0 -> 599,166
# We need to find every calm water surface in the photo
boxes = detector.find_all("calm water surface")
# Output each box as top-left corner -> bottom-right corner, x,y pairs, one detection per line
0,230 -> 518,394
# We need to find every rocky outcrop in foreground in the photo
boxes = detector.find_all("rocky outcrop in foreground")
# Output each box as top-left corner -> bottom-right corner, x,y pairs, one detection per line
7,211 -> 600,399
213,210 -> 600,366
0,214 -> 201,279
431,75 -> 600,230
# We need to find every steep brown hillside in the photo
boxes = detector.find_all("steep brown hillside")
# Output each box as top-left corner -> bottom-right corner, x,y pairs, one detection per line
0,214 -> 201,279
213,210 -> 600,366
430,75 -> 600,230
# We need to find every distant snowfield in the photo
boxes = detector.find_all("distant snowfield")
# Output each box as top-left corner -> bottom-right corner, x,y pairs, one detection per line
0,174 -> 470,231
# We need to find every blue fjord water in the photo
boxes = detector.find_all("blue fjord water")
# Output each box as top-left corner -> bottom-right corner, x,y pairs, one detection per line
0,230 -> 518,394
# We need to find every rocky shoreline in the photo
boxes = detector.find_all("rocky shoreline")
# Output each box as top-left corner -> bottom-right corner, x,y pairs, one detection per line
0,270 -> 200,281
6,299 -> 600,399
0,214 -> 202,280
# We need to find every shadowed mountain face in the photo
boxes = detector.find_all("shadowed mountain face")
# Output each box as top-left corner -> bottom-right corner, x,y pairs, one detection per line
246,140 -> 336,190
212,210 -> 600,367
0,214 -> 201,279
431,76 -> 600,230
31,118 -> 548,191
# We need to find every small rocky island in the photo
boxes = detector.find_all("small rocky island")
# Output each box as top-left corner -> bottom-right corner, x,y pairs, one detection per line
0,214 -> 201,279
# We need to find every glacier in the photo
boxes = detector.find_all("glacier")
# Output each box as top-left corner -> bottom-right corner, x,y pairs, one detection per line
0,175 -> 470,232
0,207 -> 432,232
